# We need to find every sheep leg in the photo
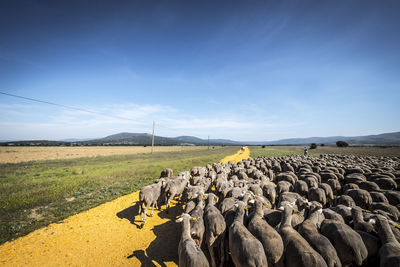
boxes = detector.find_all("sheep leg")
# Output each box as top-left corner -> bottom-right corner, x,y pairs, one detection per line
150,202 -> 154,217
208,243 -> 216,267
166,193 -> 176,213
138,201 -> 143,220
218,236 -> 225,267
154,199 -> 159,210
207,233 -> 217,267
143,204 -> 149,222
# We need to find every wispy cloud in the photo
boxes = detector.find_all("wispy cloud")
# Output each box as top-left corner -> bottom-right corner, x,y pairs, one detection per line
0,102 -> 306,141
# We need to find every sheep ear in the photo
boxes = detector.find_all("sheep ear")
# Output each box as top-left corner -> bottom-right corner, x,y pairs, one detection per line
368,219 -> 376,224
278,206 -> 284,211
234,203 -> 239,208
244,206 -> 249,211
204,195 -> 208,199
215,196 -> 219,202
293,210 -> 298,214
364,209 -> 371,213
396,224 -> 400,229
192,217 -> 196,221
176,217 -> 183,223
249,199 -> 255,204
265,204 -> 269,208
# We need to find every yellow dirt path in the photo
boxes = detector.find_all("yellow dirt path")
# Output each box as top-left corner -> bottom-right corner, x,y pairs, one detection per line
0,147 -> 250,266
219,146 -> 250,164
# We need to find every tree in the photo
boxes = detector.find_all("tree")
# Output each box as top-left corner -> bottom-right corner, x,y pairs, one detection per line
336,140 -> 349,147
310,143 -> 317,149
320,143 -> 325,147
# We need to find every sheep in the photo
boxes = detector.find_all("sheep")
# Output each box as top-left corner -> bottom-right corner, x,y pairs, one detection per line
294,180 -> 308,196
369,202 -> 400,221
319,183 -> 334,206
327,178 -> 341,195
248,197 -> 284,266
355,230 -> 381,267
330,205 -> 353,224
370,191 -> 389,203
176,214 -> 209,267
320,219 -> 368,266
160,168 -> 173,178
344,189 -> 372,210
335,195 -> 356,207
308,187 -> 327,207
261,181 -> 277,207
279,204 -> 328,267
375,215 -> 400,266
298,203 -> 341,267
203,193 -> 226,267
351,206 -> 376,235
189,192 -> 206,247
151,153 -> 400,266
165,177 -> 188,211
229,201 -> 268,267
276,180 -> 293,194
138,178 -> 166,225
375,177 -> 397,190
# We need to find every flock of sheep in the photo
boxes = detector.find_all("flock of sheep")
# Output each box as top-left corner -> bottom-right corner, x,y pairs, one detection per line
138,153 -> 400,267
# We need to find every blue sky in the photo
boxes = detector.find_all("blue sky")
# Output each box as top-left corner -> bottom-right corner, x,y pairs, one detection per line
1,1 -> 399,141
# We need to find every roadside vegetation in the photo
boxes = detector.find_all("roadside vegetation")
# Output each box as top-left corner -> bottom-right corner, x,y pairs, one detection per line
0,146 -> 236,244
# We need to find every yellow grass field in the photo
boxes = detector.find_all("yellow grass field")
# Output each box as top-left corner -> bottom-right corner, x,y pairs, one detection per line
0,146 -> 209,163
0,147 -> 249,266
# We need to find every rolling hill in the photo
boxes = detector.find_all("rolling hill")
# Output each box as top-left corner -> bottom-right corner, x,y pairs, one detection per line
1,131 -> 399,146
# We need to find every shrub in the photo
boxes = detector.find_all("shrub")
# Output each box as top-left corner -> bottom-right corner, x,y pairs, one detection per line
310,143 -> 317,149
336,141 -> 349,147
262,145 -> 266,148
320,144 -> 325,147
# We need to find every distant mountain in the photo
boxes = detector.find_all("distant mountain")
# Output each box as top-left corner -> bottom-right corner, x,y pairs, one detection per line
1,131 -> 399,146
259,131 -> 400,146
175,136 -> 240,145
87,132 -> 183,145
87,133 -> 241,146
59,138 -> 95,142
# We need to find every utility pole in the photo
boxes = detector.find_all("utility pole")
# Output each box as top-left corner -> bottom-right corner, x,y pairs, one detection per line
208,135 -> 210,149
151,120 -> 155,154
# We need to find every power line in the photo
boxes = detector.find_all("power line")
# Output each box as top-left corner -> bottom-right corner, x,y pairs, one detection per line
0,91 -> 142,123
0,91 -> 212,139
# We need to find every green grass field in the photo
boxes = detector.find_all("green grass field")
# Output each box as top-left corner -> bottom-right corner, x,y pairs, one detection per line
1,145 -> 399,244
0,146 -> 237,244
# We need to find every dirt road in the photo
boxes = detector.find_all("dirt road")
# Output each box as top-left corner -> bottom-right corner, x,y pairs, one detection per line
220,146 -> 250,164
0,147 -> 250,266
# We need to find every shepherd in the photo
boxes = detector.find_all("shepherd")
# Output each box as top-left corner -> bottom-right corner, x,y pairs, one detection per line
304,146 -> 308,156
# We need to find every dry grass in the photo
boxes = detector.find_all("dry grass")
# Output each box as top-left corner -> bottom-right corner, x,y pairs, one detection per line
0,146 -> 209,163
